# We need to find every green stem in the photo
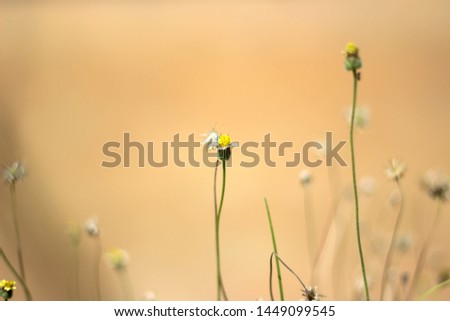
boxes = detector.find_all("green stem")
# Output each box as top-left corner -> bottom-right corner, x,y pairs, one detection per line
406,200 -> 442,300
0,248 -> 33,300
380,179 -> 404,300
418,278 -> 450,300
215,160 -> 228,301
264,197 -> 284,301
350,69 -> 370,300
10,184 -> 26,281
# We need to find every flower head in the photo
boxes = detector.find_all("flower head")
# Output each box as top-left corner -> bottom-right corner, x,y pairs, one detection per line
395,233 -> 413,253
206,132 -> 238,161
85,218 -> 100,237
301,286 -> 322,301
344,42 -> 359,56
0,279 -> 16,301
105,247 -> 129,270
201,131 -> 220,151
299,169 -> 312,186
343,42 -> 362,71
421,170 -> 449,202
385,159 -> 406,181
359,176 -> 376,195
143,291 -> 156,301
3,161 -> 26,185
0,280 -> 16,292
346,106 -> 370,129
218,134 -> 232,148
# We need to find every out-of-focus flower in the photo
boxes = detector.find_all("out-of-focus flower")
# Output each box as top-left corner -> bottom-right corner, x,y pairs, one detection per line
385,159 -> 406,181
67,222 -> 81,247
301,286 -> 322,301
352,275 -> 372,300
395,234 -> 413,253
106,248 -> 129,270
346,106 -> 370,129
421,170 -> 449,202
299,169 -> 312,186
0,279 -> 16,301
85,218 -> 100,237
143,291 -> 156,301
359,176 -> 376,195
344,42 -> 358,56
3,161 -> 26,185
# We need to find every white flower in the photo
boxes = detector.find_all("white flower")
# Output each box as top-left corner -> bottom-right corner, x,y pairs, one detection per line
85,218 -> 100,237
201,131 -> 220,151
359,176 -> 376,195
299,169 -> 312,186
301,286 -> 322,301
421,170 -> 449,201
143,291 -> 156,301
346,106 -> 370,129
3,161 -> 26,184
385,159 -> 406,181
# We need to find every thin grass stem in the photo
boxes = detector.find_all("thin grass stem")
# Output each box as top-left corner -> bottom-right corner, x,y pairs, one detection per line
264,197 -> 284,301
349,69 -> 370,300
380,179 -> 404,300
0,248 -> 32,301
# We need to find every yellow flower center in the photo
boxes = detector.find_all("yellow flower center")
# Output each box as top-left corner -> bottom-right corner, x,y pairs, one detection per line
345,42 -> 358,55
218,134 -> 231,148
0,280 -> 16,292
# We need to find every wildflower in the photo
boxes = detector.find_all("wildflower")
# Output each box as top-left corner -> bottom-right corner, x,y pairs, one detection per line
0,279 -> 16,301
346,106 -> 370,129
421,170 -> 449,201
3,161 -> 26,185
67,222 -> 81,247
299,169 -> 312,186
212,133 -> 238,161
359,176 -> 376,195
201,131 -> 220,151
395,234 -> 413,253
143,291 -> 156,301
344,42 -> 358,56
85,218 -> 100,237
301,286 -> 322,301
343,42 -> 362,71
106,248 -> 129,270
385,159 -> 406,181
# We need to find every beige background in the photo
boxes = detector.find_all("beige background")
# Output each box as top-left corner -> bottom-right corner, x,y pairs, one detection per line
1,0 -> 450,300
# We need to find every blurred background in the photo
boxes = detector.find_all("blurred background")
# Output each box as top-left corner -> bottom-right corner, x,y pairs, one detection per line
1,0 -> 450,300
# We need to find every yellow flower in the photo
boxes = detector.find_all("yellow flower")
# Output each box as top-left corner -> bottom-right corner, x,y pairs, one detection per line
0,280 -> 16,292
345,42 -> 358,56
106,247 -> 129,270
343,42 -> 362,71
218,134 -> 232,148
